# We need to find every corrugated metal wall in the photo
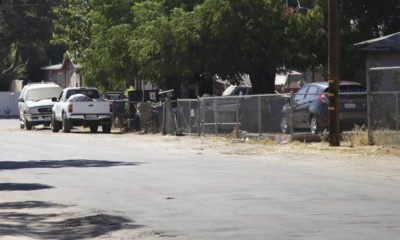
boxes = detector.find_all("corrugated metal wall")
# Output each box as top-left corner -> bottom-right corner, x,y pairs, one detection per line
0,92 -> 20,117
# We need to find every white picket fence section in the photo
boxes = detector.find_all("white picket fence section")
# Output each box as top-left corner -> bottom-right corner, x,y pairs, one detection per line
0,92 -> 20,117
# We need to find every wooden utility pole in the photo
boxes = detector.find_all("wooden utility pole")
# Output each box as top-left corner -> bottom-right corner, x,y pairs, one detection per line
328,0 -> 340,146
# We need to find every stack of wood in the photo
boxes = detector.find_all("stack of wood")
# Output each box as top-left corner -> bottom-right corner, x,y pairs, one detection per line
136,102 -> 154,133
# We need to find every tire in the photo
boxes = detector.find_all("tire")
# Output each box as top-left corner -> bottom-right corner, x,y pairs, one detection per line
20,122 -> 25,129
62,112 -> 71,133
102,124 -> 111,133
310,116 -> 320,135
51,115 -> 61,132
24,120 -> 32,130
280,114 -> 290,134
90,124 -> 98,133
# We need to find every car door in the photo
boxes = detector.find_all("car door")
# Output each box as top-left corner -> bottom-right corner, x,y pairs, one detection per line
292,86 -> 309,127
54,91 -> 65,120
18,88 -> 27,120
300,85 -> 319,127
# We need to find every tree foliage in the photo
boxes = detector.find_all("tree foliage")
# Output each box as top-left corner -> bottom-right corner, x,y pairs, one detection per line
129,1 -> 203,85
0,0 -> 65,90
50,0 -> 400,93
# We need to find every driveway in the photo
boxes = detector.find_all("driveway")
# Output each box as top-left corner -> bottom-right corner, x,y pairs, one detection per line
0,119 -> 400,239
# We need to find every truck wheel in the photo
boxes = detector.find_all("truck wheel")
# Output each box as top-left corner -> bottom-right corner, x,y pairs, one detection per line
25,120 -> 32,130
62,113 -> 71,133
51,115 -> 61,132
90,124 -> 98,133
102,124 -> 111,133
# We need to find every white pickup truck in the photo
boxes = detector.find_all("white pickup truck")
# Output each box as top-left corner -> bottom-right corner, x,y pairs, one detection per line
51,87 -> 113,133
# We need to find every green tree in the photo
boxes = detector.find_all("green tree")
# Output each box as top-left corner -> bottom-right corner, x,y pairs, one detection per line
129,0 -> 203,89
80,0 -> 138,91
0,0 -> 65,90
53,0 -> 140,91
193,0 -> 288,93
283,0 -> 400,83
52,0 -> 91,61
51,0 -> 400,94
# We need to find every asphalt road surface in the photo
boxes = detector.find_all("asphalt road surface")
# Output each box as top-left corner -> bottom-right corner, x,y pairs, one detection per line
0,119 -> 400,240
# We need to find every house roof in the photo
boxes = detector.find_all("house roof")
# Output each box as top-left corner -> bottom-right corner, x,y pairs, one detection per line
41,63 -> 63,70
354,32 -> 400,52
275,70 -> 302,86
41,59 -> 81,71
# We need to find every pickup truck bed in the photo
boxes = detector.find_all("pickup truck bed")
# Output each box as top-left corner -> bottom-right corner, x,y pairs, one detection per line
51,88 -> 113,133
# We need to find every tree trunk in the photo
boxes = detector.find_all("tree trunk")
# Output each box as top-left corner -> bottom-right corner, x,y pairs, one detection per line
249,69 -> 275,94
1,46 -> 19,78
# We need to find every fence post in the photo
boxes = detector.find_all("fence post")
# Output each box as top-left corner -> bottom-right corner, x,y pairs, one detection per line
198,98 -> 201,136
367,69 -> 373,145
290,92 -> 294,142
236,100 -> 240,131
258,96 -> 262,137
162,99 -> 167,135
112,101 -> 116,127
188,100 -> 192,134
214,98 -> 218,135
396,92 -> 399,132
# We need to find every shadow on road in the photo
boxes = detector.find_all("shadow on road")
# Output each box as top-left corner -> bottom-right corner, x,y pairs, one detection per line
29,126 -> 126,135
0,159 -> 143,170
0,201 -> 65,209
0,183 -> 53,191
0,211 -> 142,239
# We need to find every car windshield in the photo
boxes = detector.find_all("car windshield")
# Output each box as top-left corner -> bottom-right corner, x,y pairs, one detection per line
66,89 -> 100,99
25,87 -> 62,101
339,85 -> 366,92
222,86 -> 236,96
323,85 -> 366,93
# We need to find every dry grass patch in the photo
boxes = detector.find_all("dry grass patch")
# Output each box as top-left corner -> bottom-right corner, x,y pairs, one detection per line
246,137 -> 276,145
343,126 -> 369,146
373,130 -> 400,146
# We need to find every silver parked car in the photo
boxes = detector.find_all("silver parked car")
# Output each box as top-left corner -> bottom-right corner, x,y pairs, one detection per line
18,82 -> 63,130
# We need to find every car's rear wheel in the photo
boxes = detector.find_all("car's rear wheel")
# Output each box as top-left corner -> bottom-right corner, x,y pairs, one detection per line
280,114 -> 290,134
102,124 -> 111,133
62,113 -> 71,133
310,116 -> 320,135
90,124 -> 98,133
51,115 -> 61,132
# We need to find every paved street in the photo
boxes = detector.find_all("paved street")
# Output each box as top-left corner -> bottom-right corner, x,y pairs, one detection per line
0,119 -> 400,240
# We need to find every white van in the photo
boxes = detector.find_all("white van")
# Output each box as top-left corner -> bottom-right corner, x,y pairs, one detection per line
18,82 -> 62,130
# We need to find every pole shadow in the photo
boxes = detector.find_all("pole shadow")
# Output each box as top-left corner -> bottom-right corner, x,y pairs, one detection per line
0,159 -> 143,171
0,201 -> 65,209
0,183 -> 53,191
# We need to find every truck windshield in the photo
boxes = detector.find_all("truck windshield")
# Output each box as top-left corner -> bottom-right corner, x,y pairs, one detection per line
66,90 -> 100,100
26,87 -> 62,101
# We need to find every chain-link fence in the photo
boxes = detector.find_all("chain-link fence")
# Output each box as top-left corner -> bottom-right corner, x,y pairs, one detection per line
107,67 -> 400,146
171,67 -> 400,146
367,66 -> 400,145
174,94 -> 290,138
174,92 -> 368,139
